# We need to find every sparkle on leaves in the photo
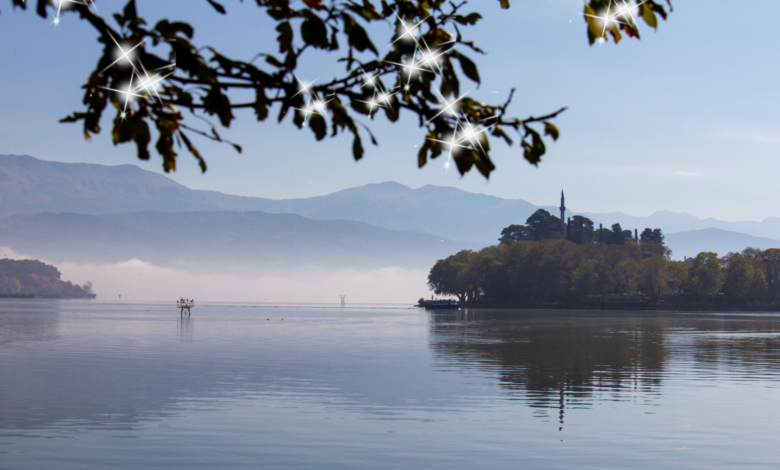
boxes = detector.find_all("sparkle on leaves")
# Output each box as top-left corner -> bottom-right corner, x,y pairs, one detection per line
100,34 -> 175,120
298,11 -> 496,172
584,0 -> 649,39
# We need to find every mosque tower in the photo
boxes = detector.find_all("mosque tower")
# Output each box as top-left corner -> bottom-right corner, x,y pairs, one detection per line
559,190 -> 566,227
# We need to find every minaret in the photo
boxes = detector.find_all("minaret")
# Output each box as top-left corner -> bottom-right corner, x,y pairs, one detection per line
559,190 -> 566,228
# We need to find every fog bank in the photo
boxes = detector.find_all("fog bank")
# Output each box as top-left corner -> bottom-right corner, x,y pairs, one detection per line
55,258 -> 430,304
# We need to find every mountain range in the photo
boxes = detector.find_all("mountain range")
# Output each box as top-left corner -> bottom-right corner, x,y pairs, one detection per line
0,211 -> 472,271
0,153 -> 778,263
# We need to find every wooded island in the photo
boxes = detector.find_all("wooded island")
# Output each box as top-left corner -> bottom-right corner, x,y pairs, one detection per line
428,209 -> 774,309
0,259 -> 94,298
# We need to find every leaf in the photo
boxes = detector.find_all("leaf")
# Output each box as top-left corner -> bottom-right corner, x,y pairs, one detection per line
453,13 -> 482,26
301,15 -> 329,49
352,133 -> 364,161
309,114 -> 327,141
492,127 -> 513,146
303,0 -> 324,9
522,127 -> 546,165
472,151 -> 496,178
499,0 -> 510,9
131,120 -> 152,163
454,51 -> 480,85
342,13 -> 378,55
583,4 -> 602,45
418,140 -> 430,168
205,0 -> 226,14
179,131 -> 208,172
543,121 -> 559,141
203,86 -> 234,127
123,0 -> 137,22
254,87 -> 269,121
642,3 -> 658,29
276,22 -> 293,54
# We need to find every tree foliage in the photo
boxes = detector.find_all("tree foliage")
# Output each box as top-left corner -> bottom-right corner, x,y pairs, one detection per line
0,259 -> 92,296
500,216 -> 670,259
428,244 -> 780,305
7,0 -> 670,175
498,209 -> 562,244
568,215 -> 595,244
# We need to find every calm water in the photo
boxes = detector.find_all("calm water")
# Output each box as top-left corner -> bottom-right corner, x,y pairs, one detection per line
1,301 -> 780,469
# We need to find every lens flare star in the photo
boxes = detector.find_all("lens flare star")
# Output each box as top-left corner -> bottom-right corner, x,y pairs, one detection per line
291,76 -> 334,127
386,12 -> 455,88
52,0 -> 97,26
428,116 -> 498,171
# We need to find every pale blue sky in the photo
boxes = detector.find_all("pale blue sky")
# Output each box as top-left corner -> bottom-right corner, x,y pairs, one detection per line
1,1 -> 778,221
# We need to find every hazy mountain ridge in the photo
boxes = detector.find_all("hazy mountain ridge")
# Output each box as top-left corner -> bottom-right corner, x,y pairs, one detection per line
2,154 -> 780,251
665,229 -> 780,260
0,211 -> 476,271
0,154 -> 282,215
0,154 -> 542,243
581,210 -> 780,241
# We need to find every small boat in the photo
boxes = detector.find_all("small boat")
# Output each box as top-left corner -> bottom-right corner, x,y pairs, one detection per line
424,299 -> 460,310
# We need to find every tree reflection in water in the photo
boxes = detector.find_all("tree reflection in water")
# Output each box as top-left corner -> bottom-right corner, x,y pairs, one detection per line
428,309 -> 780,424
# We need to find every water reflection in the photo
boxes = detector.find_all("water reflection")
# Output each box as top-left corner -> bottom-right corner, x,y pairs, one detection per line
428,309 -> 780,422
178,316 -> 193,341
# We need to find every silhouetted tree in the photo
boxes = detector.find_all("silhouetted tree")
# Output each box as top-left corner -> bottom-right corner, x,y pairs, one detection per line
639,228 -> 671,259
498,224 -> 532,245
526,209 -> 563,241
569,215 -> 595,245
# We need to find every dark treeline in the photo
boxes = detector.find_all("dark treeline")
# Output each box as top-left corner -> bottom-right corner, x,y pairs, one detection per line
0,259 -> 93,297
428,209 -> 779,306
498,209 -> 669,257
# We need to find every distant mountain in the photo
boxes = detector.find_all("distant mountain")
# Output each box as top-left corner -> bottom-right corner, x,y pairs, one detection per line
0,211 -> 476,271
582,211 -> 780,241
254,182 -> 543,244
3,154 -> 780,245
0,154 -> 283,215
0,154 -> 541,243
665,228 -> 780,260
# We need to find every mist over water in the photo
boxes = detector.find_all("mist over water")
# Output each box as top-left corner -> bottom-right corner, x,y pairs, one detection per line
57,259 -> 430,303
0,246 -> 432,303
1,303 -> 780,469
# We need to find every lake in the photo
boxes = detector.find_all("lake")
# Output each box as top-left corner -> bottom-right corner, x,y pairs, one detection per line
1,300 -> 779,469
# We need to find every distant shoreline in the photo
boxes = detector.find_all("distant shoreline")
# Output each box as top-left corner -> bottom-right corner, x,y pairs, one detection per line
0,293 -> 96,299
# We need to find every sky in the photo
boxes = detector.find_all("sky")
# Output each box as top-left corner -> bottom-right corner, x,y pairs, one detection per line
1,0 -> 779,221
